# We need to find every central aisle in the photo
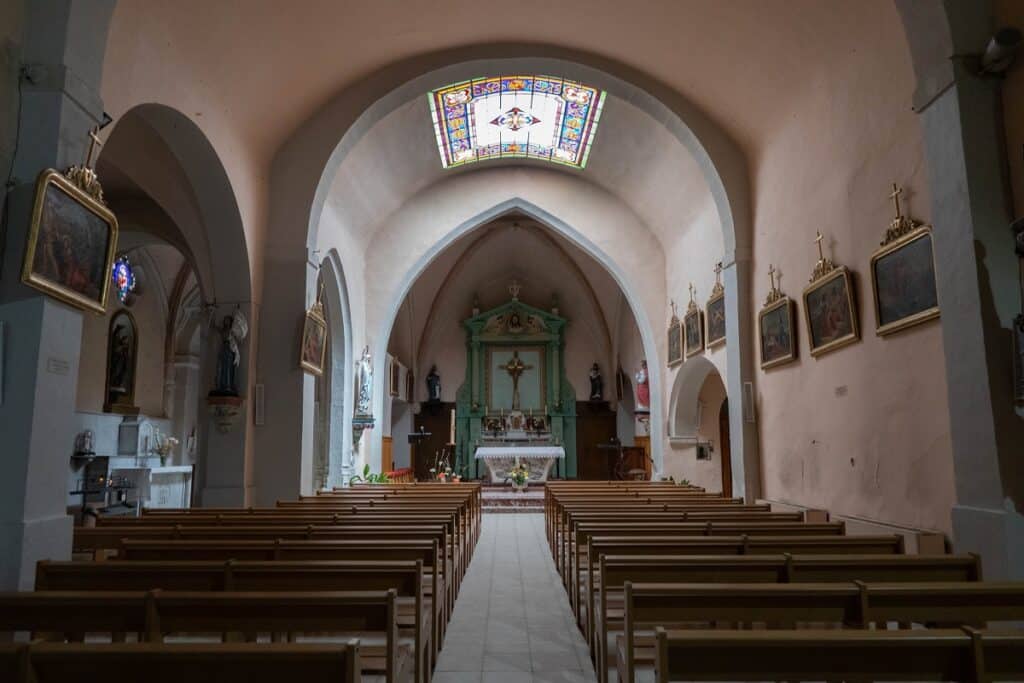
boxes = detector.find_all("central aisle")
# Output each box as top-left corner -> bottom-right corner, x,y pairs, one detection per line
434,514 -> 598,683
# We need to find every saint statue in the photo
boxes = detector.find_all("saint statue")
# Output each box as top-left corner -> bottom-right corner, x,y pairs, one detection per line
635,360 -> 650,411
589,363 -> 603,401
212,311 -> 249,396
426,365 -> 441,402
356,346 -> 373,415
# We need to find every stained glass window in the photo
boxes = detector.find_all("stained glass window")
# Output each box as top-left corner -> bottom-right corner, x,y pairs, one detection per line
428,75 -> 606,169
111,255 -> 136,304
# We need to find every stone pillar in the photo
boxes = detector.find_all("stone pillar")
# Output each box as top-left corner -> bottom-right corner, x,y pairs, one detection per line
897,2 -> 1024,579
722,253 -> 762,502
0,0 -> 116,589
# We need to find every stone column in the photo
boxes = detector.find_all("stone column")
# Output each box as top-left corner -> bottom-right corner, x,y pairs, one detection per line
723,252 -> 762,502
896,2 -> 1024,579
0,0 -> 116,589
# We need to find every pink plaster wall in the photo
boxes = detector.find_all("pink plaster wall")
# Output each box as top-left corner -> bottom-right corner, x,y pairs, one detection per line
751,8 -> 954,533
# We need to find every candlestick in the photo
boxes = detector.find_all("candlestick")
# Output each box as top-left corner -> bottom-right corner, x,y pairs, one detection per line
449,409 -> 455,444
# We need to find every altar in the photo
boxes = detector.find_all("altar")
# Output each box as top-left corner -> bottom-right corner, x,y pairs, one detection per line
475,445 -> 565,483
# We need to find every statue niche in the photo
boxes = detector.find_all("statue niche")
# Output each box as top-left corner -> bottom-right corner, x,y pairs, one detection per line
104,309 -> 139,414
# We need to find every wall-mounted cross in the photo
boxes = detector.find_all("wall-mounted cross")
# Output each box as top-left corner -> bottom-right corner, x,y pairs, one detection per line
670,299 -> 678,319
889,183 -> 904,220
688,282 -> 696,303
814,231 -> 825,262
84,127 -> 103,170
768,264 -> 777,291
713,261 -> 723,286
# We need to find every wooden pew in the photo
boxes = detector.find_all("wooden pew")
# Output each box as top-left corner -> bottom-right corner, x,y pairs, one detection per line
653,627 -> 1024,683
620,581 -> 1024,683
3,641 -> 362,683
0,590 -> 406,682
118,538 -> 446,657
36,560 -> 430,683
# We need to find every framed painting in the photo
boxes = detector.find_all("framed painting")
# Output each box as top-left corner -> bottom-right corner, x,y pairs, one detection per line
870,226 -> 940,336
104,309 -> 138,413
667,318 -> 683,366
706,290 -> 726,349
22,169 -> 118,314
300,304 -> 328,375
684,307 -> 704,358
389,360 -> 400,397
802,266 -> 860,357
759,296 -> 797,369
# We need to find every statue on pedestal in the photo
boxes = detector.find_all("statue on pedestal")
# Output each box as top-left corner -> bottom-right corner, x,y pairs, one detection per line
589,363 -> 603,401
635,360 -> 650,411
212,311 -> 248,397
426,365 -> 441,402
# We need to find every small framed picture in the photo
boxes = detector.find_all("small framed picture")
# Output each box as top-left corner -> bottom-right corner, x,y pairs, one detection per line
759,296 -> 797,369
389,360 -> 400,397
684,307 -> 704,358
706,290 -> 726,349
667,319 -> 683,366
300,304 -> 328,375
802,266 -> 859,357
22,169 -> 119,313
870,226 -> 940,336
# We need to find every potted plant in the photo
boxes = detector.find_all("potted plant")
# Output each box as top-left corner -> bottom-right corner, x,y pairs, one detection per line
349,463 -> 391,485
505,464 -> 530,492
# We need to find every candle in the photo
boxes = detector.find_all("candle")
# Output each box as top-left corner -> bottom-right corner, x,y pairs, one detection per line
449,409 -> 455,444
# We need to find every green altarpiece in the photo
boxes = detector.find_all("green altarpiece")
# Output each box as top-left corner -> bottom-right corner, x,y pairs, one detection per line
454,295 -> 577,479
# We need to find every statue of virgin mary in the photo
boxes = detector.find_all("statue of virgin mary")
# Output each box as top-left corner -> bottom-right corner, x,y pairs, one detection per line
355,346 -> 373,416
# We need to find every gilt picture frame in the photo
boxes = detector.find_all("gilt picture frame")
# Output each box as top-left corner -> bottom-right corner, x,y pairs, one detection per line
667,318 -> 683,366
22,169 -> 118,314
684,307 -> 704,358
802,266 -> 859,358
706,290 -> 726,349
870,226 -> 940,336
758,296 -> 797,370
299,304 -> 328,376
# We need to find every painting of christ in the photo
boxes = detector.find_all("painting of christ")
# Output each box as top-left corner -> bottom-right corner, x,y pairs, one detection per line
759,297 -> 797,369
300,306 -> 328,375
667,319 -> 682,366
684,308 -> 704,358
870,228 -> 940,336
706,293 -> 726,349
803,267 -> 860,357
23,170 -> 118,313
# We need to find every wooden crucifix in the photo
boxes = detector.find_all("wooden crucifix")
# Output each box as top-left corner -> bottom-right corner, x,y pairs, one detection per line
499,350 -> 533,411
889,183 -> 904,220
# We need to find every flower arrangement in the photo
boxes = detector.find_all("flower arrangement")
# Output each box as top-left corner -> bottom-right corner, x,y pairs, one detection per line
151,428 -> 179,466
505,464 -> 529,490
429,447 -> 463,483
349,463 -> 391,485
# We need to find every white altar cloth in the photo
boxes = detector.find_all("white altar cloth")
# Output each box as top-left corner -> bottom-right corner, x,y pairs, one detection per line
475,446 -> 565,483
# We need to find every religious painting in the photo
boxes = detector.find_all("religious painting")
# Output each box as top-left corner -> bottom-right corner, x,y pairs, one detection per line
759,296 -> 797,370
684,307 -> 704,358
802,266 -> 860,357
706,291 -> 726,349
667,318 -> 683,366
870,226 -> 940,336
104,309 -> 138,414
389,360 -> 400,397
22,169 -> 118,314
299,302 -> 327,376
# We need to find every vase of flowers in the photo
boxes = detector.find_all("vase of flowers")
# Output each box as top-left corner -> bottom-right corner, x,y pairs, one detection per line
152,428 -> 179,467
506,464 -> 529,492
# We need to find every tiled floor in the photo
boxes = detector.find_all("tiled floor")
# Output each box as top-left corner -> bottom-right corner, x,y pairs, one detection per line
434,514 -> 598,683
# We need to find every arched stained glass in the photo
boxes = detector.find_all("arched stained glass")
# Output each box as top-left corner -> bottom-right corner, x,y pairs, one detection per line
111,255 -> 136,304
429,75 -> 606,169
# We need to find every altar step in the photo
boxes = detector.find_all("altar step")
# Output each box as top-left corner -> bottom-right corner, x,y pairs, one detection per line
481,486 -> 545,513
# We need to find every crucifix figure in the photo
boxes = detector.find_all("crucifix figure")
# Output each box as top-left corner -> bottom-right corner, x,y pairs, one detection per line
714,261 -> 723,286
768,264 -> 777,291
814,231 -> 825,262
688,282 -> 696,304
499,350 -> 533,411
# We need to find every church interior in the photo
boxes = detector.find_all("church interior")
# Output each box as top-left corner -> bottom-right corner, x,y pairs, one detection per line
2,1 -> 1024,680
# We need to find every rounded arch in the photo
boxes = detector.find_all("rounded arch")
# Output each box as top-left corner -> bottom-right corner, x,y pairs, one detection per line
320,249 -> 355,486
668,355 -> 720,439
368,196 -> 666,474
303,49 -> 749,261
100,103 -> 252,306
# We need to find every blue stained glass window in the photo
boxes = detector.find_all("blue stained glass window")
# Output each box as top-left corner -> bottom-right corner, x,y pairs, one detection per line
111,255 -> 136,304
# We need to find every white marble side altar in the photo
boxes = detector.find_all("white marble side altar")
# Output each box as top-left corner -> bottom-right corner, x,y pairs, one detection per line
110,465 -> 194,510
475,446 -> 565,483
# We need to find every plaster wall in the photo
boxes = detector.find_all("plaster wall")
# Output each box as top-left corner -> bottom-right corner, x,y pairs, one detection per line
751,14 -> 954,533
